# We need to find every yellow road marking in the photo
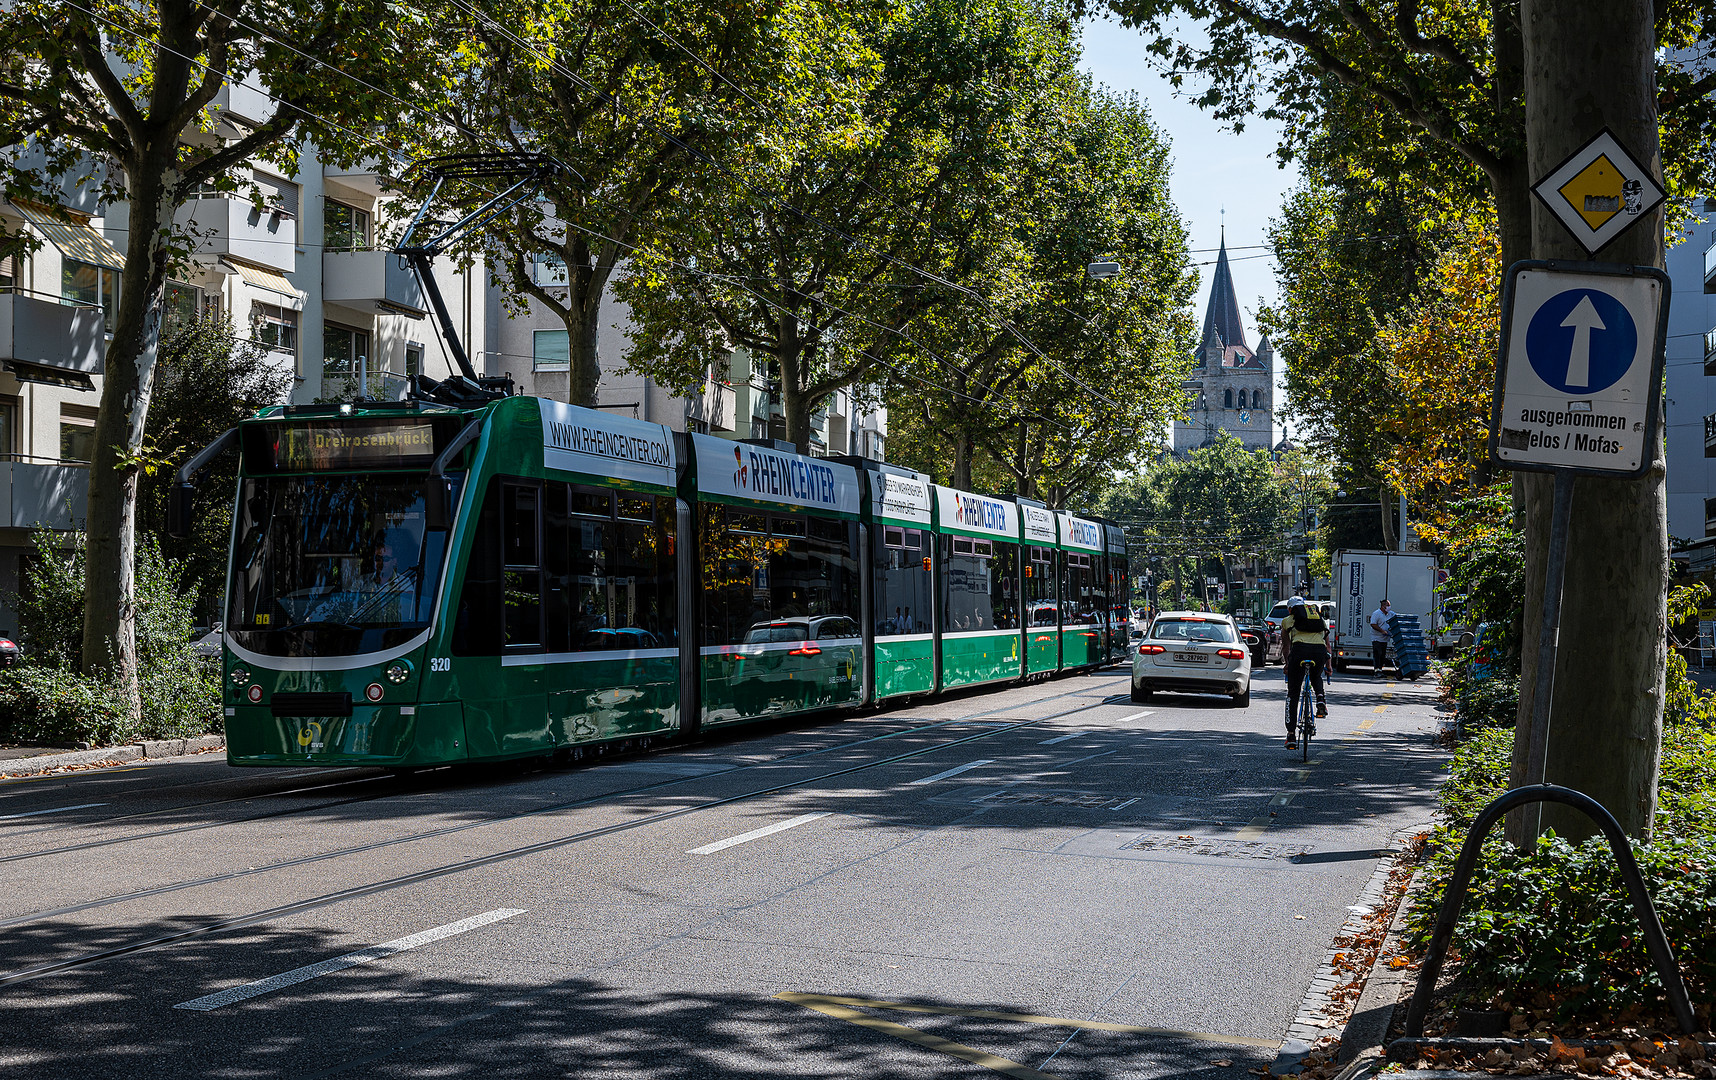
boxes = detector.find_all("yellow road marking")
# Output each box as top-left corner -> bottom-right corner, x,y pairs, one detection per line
1291,769 -> 1309,782
777,993 -> 1279,1052
1372,705 -> 1389,713
1357,719 -> 1376,730
1237,793 -> 1295,840
778,993 -> 1064,1079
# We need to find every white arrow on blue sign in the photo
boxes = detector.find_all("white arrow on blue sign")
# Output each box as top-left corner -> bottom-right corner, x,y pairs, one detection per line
1490,263 -> 1667,478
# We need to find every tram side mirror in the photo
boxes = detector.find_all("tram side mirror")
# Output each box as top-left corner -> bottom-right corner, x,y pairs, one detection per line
424,478 -> 452,530
166,483 -> 195,540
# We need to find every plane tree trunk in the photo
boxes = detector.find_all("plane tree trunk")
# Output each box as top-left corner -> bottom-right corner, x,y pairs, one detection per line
1505,0 -> 1665,842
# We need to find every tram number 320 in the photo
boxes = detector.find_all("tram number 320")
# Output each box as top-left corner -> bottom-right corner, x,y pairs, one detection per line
429,657 -> 451,672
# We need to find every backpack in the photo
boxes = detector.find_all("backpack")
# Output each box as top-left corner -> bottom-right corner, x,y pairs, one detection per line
1291,604 -> 1326,635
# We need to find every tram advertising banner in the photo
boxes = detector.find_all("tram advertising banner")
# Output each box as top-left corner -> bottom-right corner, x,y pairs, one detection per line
692,434 -> 861,515
933,487 -> 1019,539
1058,513 -> 1103,552
870,472 -> 932,526
539,400 -> 677,489
1021,504 -> 1056,545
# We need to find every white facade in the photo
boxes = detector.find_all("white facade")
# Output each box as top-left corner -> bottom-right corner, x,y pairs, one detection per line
1664,201 -> 1716,541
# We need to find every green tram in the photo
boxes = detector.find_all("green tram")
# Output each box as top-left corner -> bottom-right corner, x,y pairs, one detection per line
183,395 -> 1131,769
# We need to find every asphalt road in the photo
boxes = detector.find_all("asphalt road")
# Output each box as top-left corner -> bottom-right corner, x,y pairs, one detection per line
0,663 -> 1447,1079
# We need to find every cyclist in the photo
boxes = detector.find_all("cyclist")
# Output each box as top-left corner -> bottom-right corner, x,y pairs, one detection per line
1280,595 -> 1330,749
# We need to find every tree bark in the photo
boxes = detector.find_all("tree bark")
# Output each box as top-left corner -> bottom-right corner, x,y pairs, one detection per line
1505,0 -> 1665,843
565,236 -> 612,409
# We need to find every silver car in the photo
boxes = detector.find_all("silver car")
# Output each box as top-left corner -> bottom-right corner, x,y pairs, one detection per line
1130,611 -> 1252,707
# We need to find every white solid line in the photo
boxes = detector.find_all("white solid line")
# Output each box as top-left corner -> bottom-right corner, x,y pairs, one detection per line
0,802 -> 106,821
1111,798 -> 1140,811
689,812 -> 831,855
174,908 -> 525,1012
908,759 -> 994,785
1113,711 -> 1154,722
1038,732 -> 1089,745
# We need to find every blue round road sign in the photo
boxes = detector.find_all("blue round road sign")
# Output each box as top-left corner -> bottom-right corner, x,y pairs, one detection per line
1524,287 -> 1637,395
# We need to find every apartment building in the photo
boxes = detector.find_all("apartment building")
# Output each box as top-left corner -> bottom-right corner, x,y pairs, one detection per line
0,88 -> 485,632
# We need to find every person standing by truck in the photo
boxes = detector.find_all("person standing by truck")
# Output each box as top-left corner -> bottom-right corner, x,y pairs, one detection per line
1369,598 -> 1393,677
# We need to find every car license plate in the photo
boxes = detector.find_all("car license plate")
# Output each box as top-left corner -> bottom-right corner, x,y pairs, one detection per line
1172,652 -> 1207,663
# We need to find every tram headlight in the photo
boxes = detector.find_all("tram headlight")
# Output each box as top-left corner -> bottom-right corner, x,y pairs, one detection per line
228,665 -> 250,688
384,661 -> 411,684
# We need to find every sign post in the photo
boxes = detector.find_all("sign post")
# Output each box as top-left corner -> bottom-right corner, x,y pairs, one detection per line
1490,258 -> 1668,831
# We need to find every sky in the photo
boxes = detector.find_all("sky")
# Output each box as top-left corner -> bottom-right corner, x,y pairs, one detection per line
1076,16 -> 1300,433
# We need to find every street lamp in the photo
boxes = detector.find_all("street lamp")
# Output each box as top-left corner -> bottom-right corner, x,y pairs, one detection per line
1086,259 -> 1121,279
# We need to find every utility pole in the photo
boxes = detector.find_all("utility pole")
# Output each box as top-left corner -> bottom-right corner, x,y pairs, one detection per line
1508,0 -> 1667,842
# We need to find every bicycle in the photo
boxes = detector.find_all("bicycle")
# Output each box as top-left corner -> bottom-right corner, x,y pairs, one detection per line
1292,658 -> 1319,762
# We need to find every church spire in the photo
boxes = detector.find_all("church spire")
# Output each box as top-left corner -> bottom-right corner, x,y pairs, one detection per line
1200,233 -> 1249,356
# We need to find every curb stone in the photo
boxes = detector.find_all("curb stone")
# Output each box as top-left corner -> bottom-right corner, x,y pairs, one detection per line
1273,835 -> 1407,1074
0,735 -> 224,776
1336,848 -> 1433,1065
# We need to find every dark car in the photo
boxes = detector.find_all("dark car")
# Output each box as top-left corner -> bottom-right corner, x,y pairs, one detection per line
1234,621 -> 1269,667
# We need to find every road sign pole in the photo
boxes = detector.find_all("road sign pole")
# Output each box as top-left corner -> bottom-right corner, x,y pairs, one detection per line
1520,471 -> 1575,836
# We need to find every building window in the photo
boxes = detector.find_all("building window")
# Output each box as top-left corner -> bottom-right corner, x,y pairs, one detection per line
324,200 -> 370,251
323,323 -> 370,379
62,259 -> 118,331
533,329 -> 570,371
253,303 -> 298,354
252,170 -> 299,217
530,254 -> 567,287
1223,388 -> 1234,408
59,404 -> 99,463
163,280 -> 203,333
1253,389 -> 1263,409
0,397 -> 16,460
405,342 -> 424,382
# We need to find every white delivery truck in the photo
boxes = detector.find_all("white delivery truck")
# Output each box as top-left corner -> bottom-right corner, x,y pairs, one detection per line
1331,550 -> 1441,672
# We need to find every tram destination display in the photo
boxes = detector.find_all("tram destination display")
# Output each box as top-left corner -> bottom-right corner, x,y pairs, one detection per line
248,418 -> 456,472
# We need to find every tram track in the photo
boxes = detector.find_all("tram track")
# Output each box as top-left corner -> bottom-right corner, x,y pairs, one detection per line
0,684 -> 1125,988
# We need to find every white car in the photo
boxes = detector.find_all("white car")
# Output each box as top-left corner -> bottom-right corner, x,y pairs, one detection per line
1131,611 -> 1252,707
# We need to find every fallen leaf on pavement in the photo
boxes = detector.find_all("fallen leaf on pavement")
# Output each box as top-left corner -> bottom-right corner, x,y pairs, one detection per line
1294,914 -> 1305,920
1211,1060 -> 1233,1067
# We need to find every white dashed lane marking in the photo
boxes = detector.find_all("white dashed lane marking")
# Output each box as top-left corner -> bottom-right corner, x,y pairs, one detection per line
909,760 -> 995,785
688,812 -> 832,855
0,802 -> 106,821
175,908 -> 526,1012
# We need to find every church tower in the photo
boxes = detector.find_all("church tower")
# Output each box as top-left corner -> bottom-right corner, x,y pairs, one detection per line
1173,234 -> 1275,452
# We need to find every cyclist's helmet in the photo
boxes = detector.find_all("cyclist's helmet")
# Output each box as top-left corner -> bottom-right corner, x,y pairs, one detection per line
1287,595 -> 1305,607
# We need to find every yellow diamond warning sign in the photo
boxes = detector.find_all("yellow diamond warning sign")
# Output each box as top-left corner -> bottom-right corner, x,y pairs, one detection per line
1558,154 -> 1626,229
1533,130 -> 1664,255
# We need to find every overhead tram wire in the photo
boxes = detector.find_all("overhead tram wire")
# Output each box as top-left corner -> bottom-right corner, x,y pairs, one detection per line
73,0 -> 1058,431
168,0 -> 1082,431
424,0 -> 1133,415
549,217 -> 1076,431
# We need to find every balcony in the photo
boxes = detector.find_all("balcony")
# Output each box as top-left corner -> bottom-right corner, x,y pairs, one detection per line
322,251 -> 424,316
1706,411 -> 1716,457
1706,328 -> 1716,376
323,163 -> 393,201
700,381 -> 736,432
208,78 -> 275,127
1706,238 -> 1716,294
0,461 -> 88,531
179,196 -> 296,272
0,291 -> 104,385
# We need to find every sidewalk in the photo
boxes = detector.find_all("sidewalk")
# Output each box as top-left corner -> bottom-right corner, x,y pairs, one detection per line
0,736 -> 224,776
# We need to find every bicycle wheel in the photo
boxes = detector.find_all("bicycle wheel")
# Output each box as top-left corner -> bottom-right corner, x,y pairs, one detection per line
1299,668 -> 1313,762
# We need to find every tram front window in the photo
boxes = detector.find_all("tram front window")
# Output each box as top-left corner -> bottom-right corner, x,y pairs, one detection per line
227,475 -> 455,657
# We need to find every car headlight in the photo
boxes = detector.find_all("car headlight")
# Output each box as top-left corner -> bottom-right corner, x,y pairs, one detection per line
385,661 -> 411,684
228,666 -> 250,688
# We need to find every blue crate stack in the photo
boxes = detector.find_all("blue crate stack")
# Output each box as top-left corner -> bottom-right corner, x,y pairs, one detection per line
1386,612 -> 1430,677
